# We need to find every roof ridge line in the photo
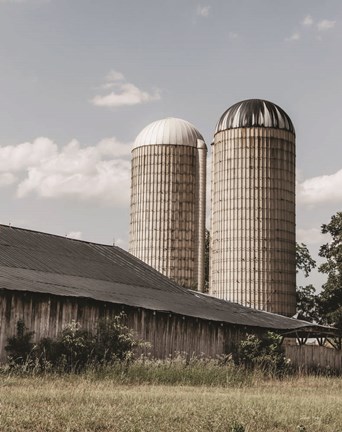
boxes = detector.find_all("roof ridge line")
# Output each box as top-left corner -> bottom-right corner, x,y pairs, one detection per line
0,224 -> 114,248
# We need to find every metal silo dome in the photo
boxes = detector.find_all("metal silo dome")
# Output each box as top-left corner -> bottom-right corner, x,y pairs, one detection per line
133,117 -> 204,149
215,99 -> 295,135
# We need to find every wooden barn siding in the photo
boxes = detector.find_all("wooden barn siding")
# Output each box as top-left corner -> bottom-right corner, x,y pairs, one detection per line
285,345 -> 342,371
0,290 -> 245,362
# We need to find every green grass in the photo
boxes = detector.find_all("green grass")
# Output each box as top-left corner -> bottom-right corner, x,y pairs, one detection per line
1,372 -> 342,431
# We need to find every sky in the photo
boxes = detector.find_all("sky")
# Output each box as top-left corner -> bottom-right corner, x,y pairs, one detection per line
0,0 -> 341,290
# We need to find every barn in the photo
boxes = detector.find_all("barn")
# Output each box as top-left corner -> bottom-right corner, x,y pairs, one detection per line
0,224 -> 335,362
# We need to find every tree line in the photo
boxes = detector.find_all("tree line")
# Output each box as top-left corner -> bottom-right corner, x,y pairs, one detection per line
296,211 -> 342,330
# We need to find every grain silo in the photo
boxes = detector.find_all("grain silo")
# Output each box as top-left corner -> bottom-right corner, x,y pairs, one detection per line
129,117 -> 207,291
210,99 -> 296,316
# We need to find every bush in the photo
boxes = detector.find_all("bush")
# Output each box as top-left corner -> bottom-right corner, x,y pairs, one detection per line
5,313 -> 144,372
234,332 -> 289,375
5,320 -> 35,365
93,314 -> 141,363
51,320 -> 95,372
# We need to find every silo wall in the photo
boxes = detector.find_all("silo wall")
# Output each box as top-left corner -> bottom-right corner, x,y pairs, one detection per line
130,144 -> 203,289
210,127 -> 296,316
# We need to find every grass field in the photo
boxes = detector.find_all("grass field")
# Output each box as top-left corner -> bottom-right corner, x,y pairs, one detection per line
1,373 -> 342,431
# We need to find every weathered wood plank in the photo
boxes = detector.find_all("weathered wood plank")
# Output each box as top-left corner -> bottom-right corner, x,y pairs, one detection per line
0,290 -> 240,362
285,345 -> 342,372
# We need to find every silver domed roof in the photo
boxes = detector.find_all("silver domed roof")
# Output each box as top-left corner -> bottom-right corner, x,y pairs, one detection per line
133,117 -> 204,149
215,99 -> 295,135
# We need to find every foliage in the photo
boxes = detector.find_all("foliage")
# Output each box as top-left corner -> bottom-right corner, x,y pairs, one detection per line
234,332 -> 289,375
5,313 -> 143,372
5,320 -> 35,365
295,242 -> 318,322
296,284 -> 320,322
318,212 -> 342,330
296,242 -> 316,277
93,314 -> 142,363
52,321 -> 95,372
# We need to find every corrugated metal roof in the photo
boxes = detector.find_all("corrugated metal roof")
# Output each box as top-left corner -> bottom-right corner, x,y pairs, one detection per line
215,99 -> 295,135
0,224 -> 330,334
133,118 -> 205,149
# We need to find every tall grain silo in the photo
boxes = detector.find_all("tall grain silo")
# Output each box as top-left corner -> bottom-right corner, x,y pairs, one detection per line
130,117 -> 207,291
210,99 -> 296,316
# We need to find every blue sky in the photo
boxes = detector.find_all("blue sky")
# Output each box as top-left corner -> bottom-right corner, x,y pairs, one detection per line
0,0 -> 341,289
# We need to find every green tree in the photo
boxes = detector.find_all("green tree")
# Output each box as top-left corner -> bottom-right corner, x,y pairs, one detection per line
318,212 -> 342,330
296,243 -> 318,322
296,284 -> 319,322
296,242 -> 316,277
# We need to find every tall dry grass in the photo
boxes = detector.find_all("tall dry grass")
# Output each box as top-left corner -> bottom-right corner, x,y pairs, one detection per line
1,374 -> 342,431
1,359 -> 342,431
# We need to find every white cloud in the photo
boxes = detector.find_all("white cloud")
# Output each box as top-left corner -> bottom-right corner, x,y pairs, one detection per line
317,19 -> 336,31
298,169 -> 342,205
285,32 -> 300,42
66,231 -> 82,240
0,137 -> 57,172
197,5 -> 210,17
229,32 -> 238,40
302,15 -> 314,27
92,70 -> 160,108
96,137 -> 132,158
291,15 -> 336,41
0,137 -> 131,206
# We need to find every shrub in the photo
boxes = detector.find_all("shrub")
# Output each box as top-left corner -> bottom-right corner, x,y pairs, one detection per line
93,313 -> 142,363
234,331 -> 289,375
54,320 -> 95,372
5,320 -> 35,365
5,314 -> 144,372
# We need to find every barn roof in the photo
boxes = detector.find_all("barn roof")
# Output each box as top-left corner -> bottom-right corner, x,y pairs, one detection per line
0,224 -> 334,336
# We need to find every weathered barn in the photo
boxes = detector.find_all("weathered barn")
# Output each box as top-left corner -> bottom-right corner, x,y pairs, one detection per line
0,224 -> 334,362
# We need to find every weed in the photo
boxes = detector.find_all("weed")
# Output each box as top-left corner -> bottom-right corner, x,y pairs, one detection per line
230,421 -> 245,432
